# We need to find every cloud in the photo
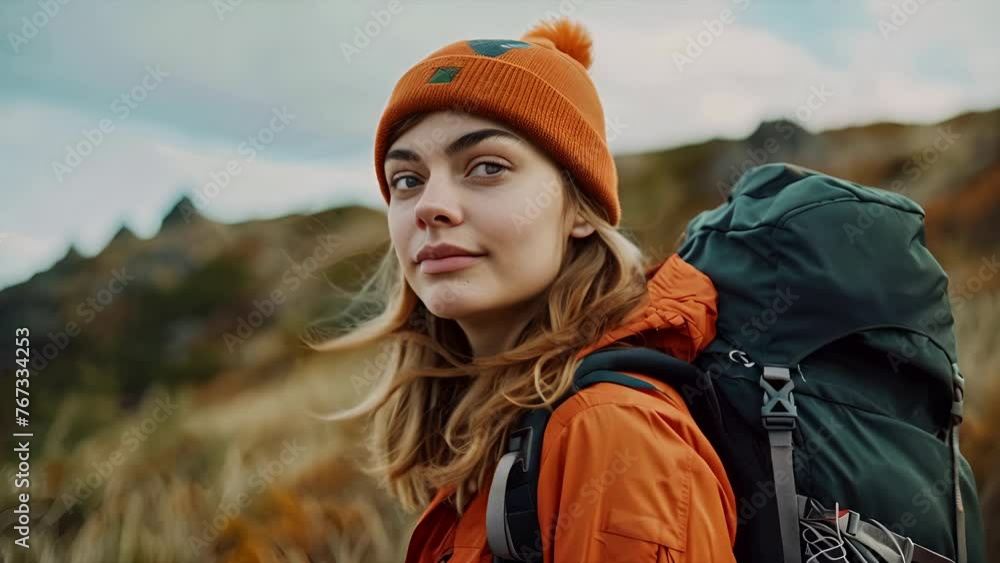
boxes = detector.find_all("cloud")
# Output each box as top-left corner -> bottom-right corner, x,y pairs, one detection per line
0,231 -> 65,289
0,101 -> 383,290
153,141 -> 381,223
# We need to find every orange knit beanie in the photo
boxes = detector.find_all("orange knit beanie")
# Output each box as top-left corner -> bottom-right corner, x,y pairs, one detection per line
373,18 -> 620,226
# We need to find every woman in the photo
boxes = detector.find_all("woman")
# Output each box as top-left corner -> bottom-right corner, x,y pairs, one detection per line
316,18 -> 737,562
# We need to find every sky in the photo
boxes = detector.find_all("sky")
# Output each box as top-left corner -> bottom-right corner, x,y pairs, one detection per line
1,0 -> 998,290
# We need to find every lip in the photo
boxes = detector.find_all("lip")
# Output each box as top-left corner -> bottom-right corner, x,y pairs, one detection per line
415,243 -> 485,264
419,255 -> 483,274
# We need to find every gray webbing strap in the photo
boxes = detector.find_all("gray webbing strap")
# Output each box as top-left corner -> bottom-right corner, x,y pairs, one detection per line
487,451 -> 521,561
761,365 -> 802,563
797,494 -> 955,563
952,428 -> 966,563
950,364 -> 967,563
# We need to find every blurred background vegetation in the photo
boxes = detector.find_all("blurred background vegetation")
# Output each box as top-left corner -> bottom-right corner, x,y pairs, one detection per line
1,108 -> 998,562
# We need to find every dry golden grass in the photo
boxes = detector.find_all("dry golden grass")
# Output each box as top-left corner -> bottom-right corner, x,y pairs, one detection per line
1,345 -> 412,563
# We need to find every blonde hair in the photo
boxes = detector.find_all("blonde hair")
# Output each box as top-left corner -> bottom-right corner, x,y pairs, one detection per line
309,114 -> 652,515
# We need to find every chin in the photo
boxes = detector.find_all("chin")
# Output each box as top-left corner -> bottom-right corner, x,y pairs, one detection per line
422,298 -> 477,320
417,287 -> 486,320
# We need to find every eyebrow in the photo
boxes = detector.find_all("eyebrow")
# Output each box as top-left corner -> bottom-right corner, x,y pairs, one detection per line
384,128 -> 522,164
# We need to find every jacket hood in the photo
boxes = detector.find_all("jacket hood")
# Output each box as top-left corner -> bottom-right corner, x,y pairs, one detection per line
576,253 -> 718,362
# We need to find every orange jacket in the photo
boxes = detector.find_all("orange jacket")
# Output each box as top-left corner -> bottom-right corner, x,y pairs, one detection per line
405,254 -> 737,563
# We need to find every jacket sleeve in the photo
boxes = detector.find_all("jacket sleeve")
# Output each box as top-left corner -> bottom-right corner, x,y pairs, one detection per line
536,401 -> 737,563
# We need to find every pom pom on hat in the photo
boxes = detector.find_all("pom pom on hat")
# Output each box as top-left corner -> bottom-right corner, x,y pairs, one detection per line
521,17 -> 593,70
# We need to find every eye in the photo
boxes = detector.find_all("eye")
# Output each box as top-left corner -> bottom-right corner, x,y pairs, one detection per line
390,174 -> 423,191
468,161 -> 508,178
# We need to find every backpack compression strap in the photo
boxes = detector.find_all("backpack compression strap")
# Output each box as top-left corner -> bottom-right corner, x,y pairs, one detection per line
949,364 -> 967,563
760,365 -> 802,563
487,346 -> 721,562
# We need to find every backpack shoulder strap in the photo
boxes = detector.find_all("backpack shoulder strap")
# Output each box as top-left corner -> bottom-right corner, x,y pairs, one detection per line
487,346 -> 721,562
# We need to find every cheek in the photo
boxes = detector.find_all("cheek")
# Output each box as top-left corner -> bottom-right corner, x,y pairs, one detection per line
482,207 -> 564,281
387,207 -> 407,243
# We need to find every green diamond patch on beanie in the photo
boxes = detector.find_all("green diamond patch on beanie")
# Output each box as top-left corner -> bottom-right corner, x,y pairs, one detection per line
427,66 -> 462,84
467,39 -> 532,57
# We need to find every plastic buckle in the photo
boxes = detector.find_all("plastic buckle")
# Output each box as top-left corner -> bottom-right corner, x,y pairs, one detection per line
760,365 -> 798,428
844,510 -> 860,536
505,426 -> 534,473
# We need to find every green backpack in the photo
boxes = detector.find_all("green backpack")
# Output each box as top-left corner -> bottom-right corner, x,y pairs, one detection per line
486,163 -> 986,563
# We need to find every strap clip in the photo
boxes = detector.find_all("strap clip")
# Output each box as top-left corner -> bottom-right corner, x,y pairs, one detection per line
761,365 -> 798,430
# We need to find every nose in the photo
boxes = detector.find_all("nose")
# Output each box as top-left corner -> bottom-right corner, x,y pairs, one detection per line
414,176 -> 463,229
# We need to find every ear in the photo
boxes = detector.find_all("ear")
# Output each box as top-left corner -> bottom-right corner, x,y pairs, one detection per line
568,211 -> 596,239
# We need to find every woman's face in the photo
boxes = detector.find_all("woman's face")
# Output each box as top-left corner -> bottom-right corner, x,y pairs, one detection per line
385,111 -> 594,327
